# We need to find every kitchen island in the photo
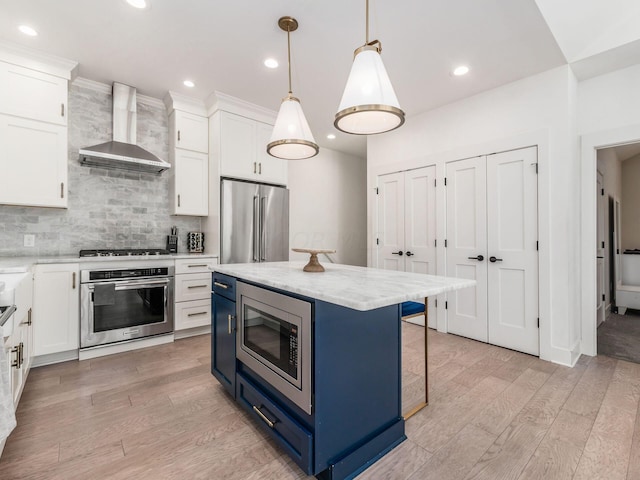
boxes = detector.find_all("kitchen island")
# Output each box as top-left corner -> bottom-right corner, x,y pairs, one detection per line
211,261 -> 474,480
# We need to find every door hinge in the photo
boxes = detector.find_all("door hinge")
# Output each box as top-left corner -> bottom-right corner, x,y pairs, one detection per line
434,239 -> 437,247
375,187 -> 379,194
617,248 -> 620,254
601,188 -> 604,196
435,299 -> 438,308
376,238 -> 379,245
535,163 -> 538,174
602,241 -> 605,248
444,239 -> 448,248
445,301 -> 448,310
536,241 -> 539,251
444,177 -> 447,186
602,294 -> 606,301
537,318 -> 540,328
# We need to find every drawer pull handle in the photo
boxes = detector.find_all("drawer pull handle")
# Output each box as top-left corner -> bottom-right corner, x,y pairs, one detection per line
253,405 -> 275,428
187,284 -> 208,289
187,311 -> 208,317
189,264 -> 208,268
214,281 -> 229,289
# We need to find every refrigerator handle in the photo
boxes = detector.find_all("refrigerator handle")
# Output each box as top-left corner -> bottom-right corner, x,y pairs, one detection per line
253,195 -> 260,262
260,196 -> 267,261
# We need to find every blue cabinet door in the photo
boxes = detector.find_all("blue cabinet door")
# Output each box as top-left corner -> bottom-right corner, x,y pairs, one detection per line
211,293 -> 236,397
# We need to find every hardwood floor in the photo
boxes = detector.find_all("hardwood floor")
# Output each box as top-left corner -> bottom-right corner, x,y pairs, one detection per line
2,324 -> 639,479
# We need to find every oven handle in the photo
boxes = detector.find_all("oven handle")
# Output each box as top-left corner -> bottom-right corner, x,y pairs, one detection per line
84,278 -> 171,289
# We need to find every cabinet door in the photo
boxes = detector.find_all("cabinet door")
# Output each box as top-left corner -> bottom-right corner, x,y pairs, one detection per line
173,149 -> 208,216
0,62 -> 68,126
256,121 -> 287,185
212,293 -> 236,397
8,326 -> 23,406
0,114 -> 68,208
174,111 -> 208,153
219,111 -> 257,180
33,264 -> 80,356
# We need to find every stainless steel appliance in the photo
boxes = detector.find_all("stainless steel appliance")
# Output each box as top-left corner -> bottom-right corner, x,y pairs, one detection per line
221,179 -> 289,264
80,263 -> 174,349
236,281 -> 312,414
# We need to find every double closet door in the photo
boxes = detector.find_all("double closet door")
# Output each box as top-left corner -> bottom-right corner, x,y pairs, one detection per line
446,147 -> 539,355
376,166 -> 436,327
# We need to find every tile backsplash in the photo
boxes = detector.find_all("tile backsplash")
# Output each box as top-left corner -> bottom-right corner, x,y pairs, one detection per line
0,83 -> 201,257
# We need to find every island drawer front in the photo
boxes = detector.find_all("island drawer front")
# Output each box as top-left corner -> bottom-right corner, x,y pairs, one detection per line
212,272 -> 236,301
237,374 -> 313,475
175,273 -> 211,302
175,258 -> 217,275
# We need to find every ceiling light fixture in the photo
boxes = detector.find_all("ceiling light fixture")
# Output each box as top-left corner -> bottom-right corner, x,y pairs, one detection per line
453,65 -> 470,76
267,16 -> 319,160
264,58 -> 279,69
125,0 -> 148,9
327,134 -> 336,140
334,0 -> 404,135
183,80 -> 195,88
18,25 -> 38,37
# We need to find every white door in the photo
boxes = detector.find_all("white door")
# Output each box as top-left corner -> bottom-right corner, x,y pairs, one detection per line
376,172 -> 406,271
404,166 -> 437,327
446,157 -> 488,342
486,147 -> 539,355
597,171 -> 605,326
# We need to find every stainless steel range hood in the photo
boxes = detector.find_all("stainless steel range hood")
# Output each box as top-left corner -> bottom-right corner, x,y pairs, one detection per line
79,83 -> 171,174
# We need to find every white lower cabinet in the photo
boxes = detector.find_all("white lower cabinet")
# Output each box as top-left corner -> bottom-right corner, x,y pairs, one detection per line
33,263 -> 79,357
174,257 -> 217,331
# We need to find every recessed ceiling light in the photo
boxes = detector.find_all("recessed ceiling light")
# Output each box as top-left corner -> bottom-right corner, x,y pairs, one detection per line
125,0 -> 148,9
18,25 -> 38,37
264,58 -> 278,69
327,134 -> 336,140
183,80 -> 195,88
453,65 -> 470,76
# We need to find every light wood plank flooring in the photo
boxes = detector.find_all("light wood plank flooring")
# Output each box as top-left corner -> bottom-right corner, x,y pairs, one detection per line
1,324 -> 639,479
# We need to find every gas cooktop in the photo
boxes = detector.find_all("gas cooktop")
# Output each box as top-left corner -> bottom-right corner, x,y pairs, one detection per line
79,249 -> 170,258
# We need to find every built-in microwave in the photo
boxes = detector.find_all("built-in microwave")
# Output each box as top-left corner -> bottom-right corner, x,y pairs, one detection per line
236,281 -> 312,415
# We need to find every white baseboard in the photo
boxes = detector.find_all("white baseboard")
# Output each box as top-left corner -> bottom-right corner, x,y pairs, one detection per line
78,334 -> 174,361
174,325 -> 210,340
32,350 -> 79,367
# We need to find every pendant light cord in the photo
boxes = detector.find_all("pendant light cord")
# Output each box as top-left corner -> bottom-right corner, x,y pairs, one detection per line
365,0 -> 369,44
287,26 -> 292,95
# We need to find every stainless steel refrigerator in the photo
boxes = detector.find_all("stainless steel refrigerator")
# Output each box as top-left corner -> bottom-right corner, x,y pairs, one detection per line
220,179 -> 289,264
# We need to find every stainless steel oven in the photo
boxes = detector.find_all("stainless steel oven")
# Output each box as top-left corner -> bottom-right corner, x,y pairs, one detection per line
237,281 -> 312,415
80,266 -> 174,349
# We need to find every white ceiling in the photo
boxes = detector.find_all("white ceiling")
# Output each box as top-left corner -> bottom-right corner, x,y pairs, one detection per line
0,0 -> 597,157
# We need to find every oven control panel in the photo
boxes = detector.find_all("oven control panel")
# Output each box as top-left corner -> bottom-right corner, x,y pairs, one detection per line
89,267 -> 169,281
289,326 -> 298,367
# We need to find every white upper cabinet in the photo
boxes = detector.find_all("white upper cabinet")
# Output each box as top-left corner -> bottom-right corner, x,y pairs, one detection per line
0,62 -> 68,126
218,111 -> 287,185
172,110 -> 208,153
166,94 -> 210,217
0,114 -> 68,208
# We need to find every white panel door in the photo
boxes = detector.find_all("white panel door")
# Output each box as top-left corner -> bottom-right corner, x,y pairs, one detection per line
446,157 -> 488,342
486,147 -> 539,355
376,172 -> 405,271
597,171 -> 605,326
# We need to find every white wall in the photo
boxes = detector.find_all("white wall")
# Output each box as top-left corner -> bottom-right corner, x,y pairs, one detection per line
367,65 -> 581,365
288,147 -> 367,267
622,154 -> 640,250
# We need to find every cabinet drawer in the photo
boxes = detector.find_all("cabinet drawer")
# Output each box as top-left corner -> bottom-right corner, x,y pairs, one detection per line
175,273 -> 211,302
212,272 -> 236,301
175,257 -> 217,275
175,299 -> 211,330
237,374 -> 313,474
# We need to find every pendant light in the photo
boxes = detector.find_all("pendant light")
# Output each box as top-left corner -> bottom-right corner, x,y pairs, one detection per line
267,17 -> 319,160
334,0 -> 405,135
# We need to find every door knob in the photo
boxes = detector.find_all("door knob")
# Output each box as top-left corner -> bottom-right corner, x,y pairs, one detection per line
391,251 -> 404,256
489,256 -> 503,263
406,251 -> 414,257
468,255 -> 484,261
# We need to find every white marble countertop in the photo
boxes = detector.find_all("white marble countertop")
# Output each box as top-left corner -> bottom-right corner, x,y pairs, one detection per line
0,253 -> 218,273
213,261 -> 475,311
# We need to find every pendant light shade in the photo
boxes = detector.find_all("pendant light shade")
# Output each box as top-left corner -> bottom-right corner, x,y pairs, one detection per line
334,0 -> 405,135
267,17 -> 319,160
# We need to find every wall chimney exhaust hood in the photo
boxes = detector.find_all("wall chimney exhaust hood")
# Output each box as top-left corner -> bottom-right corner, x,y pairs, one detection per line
79,83 -> 171,174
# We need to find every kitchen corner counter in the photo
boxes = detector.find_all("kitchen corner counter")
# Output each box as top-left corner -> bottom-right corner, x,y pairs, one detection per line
213,261 -> 475,311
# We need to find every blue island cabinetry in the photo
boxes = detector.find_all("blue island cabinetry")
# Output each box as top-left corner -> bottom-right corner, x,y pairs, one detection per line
210,272 -> 406,480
